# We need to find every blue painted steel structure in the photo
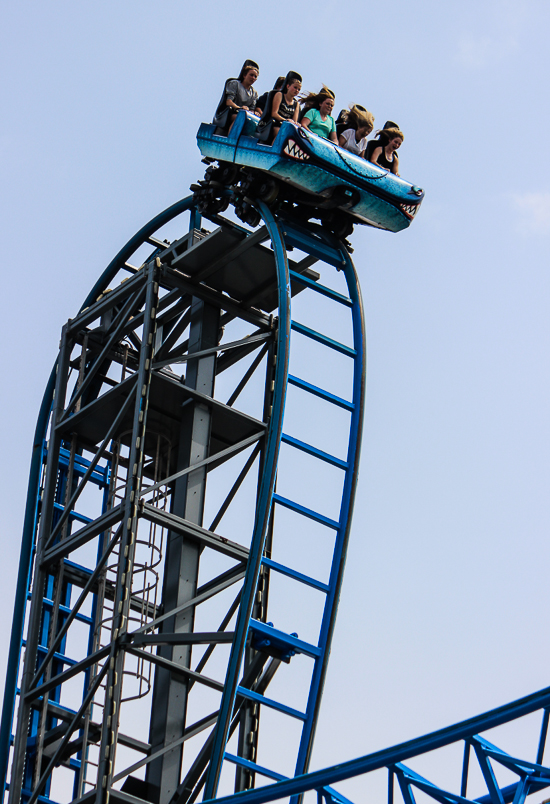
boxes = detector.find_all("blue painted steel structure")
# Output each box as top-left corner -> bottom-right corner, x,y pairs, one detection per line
0,193 -> 366,804
0,196 -> 196,802
197,684 -> 550,804
203,207 -> 366,800
2,144 -> 545,804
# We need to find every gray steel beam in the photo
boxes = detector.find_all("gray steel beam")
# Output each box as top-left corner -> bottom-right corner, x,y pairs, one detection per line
112,712 -> 219,786
174,226 -> 268,285
67,270 -> 148,334
146,296 -> 220,804
126,648 -> 224,693
94,262 -> 161,804
41,504 -> 124,566
7,320 -> 73,804
139,505 -> 249,563
125,632 -> 235,647
161,267 -> 271,329
174,654 -> 280,804
24,646 -> 111,702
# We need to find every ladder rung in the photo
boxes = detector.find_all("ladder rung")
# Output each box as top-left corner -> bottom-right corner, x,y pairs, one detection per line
282,224 -> 344,269
249,619 -> 322,658
42,598 -> 93,625
224,752 -> 287,781
59,447 -> 109,475
236,685 -> 307,720
287,375 -> 354,411
36,646 -> 77,667
56,459 -> 108,487
288,269 -> 353,307
281,433 -> 348,470
262,557 -> 329,593
291,321 -> 356,358
52,502 -> 92,526
273,493 -> 340,531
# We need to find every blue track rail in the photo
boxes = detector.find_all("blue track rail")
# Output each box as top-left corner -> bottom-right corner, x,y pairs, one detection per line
199,684 -> 550,804
203,209 -> 366,798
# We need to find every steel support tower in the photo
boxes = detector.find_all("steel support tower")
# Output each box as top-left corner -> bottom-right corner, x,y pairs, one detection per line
0,197 -> 365,804
2,192 -> 550,804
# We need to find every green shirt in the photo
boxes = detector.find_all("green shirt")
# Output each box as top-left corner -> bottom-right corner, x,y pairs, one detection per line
303,109 -> 336,139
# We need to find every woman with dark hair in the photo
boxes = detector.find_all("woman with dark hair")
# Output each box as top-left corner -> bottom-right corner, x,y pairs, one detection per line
212,60 -> 261,133
300,87 -> 338,143
257,71 -> 302,142
257,76 -> 285,117
368,122 -> 404,174
271,71 -> 302,124
226,60 -> 260,130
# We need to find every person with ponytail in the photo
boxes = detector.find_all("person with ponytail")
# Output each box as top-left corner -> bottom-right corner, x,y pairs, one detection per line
257,76 -> 285,117
213,60 -> 261,134
300,86 -> 338,143
257,71 -> 302,142
271,71 -> 302,126
225,60 -> 260,114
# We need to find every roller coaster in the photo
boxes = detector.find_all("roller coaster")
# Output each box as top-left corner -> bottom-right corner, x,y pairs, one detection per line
193,110 -> 423,237
0,113 -> 548,804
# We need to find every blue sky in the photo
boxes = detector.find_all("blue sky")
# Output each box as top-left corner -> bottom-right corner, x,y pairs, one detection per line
1,0 -> 549,799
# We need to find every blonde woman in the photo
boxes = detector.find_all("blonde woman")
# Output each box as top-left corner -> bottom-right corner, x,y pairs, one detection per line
338,105 -> 375,157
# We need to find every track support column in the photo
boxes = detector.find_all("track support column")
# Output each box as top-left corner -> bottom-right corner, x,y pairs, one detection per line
147,297 -> 220,804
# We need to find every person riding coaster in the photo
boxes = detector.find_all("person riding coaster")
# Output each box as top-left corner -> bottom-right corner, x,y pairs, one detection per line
337,105 -> 375,157
213,59 -> 260,134
194,108 -> 423,237
256,71 -> 303,143
300,86 -> 338,143
365,121 -> 403,174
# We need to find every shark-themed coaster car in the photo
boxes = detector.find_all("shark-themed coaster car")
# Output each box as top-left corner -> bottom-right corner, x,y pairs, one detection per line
195,110 -> 424,236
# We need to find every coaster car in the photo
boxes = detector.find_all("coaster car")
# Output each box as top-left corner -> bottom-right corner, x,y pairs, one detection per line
195,110 -> 424,234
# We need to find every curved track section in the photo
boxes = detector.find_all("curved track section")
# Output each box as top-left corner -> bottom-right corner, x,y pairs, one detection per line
0,198 -> 365,804
200,683 -> 550,804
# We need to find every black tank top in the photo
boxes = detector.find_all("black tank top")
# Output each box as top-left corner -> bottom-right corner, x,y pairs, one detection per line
278,97 -> 297,120
377,148 -> 395,170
